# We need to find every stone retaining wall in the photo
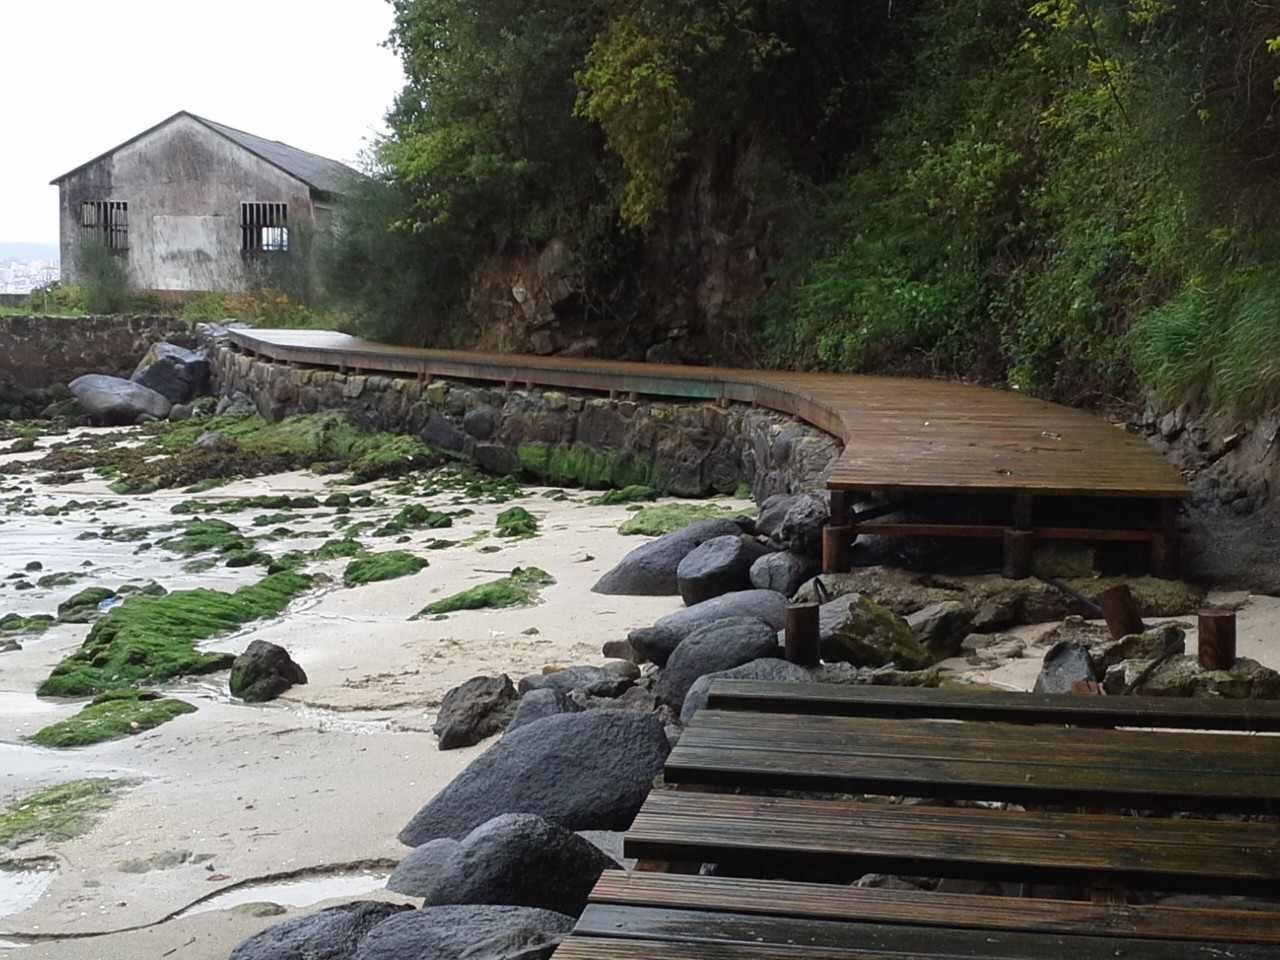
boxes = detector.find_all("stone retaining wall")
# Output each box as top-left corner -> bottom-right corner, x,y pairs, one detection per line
0,313 -> 193,415
204,325 -> 841,499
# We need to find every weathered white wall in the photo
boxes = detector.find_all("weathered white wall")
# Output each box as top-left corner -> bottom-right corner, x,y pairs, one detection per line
57,115 -> 315,292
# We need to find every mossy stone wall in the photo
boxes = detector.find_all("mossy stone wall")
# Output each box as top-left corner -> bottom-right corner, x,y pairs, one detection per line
0,314 -> 193,415
203,324 -> 842,498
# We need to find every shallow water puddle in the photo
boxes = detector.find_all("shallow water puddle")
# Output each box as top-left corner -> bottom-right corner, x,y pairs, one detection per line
0,860 -> 57,923
290,706 -> 395,734
177,869 -> 391,916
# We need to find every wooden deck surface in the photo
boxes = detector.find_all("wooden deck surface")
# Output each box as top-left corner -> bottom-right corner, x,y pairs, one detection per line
227,328 -> 1188,502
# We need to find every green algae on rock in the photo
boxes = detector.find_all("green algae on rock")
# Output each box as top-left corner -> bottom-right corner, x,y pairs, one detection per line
0,612 -> 55,634
617,502 -> 751,536
57,587 -> 117,622
413,567 -> 554,617
374,504 -> 453,537
586,485 -> 660,506
157,518 -> 255,556
516,443 -> 664,490
344,551 -> 429,587
0,779 -> 130,847
495,506 -> 538,538
26,690 -> 197,748
37,571 -> 312,697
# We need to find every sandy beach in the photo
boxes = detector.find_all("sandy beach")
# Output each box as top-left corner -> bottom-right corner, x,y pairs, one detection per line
2,428 -> 1278,959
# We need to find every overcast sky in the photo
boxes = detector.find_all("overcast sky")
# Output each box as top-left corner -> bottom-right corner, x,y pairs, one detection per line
0,0 -> 406,247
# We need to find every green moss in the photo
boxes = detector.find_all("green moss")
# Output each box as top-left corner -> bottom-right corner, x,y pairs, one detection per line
343,550 -> 429,586
8,436 -> 37,453
516,443 -> 665,490
0,779 -> 128,847
0,613 -> 55,634
182,558 -> 218,574
37,571 -> 312,698
586,485 -> 660,506
26,691 -> 197,747
414,567 -> 554,617
416,465 -> 523,502
495,506 -> 538,538
252,512 -> 300,527
223,549 -> 272,568
618,503 -> 749,536
172,495 -> 317,515
314,538 -> 364,559
157,518 -> 254,556
36,572 -> 82,588
183,477 -> 231,493
374,504 -> 453,537
57,587 -> 116,622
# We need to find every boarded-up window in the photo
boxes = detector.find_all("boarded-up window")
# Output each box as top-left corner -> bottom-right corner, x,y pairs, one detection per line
241,202 -> 288,252
81,201 -> 128,251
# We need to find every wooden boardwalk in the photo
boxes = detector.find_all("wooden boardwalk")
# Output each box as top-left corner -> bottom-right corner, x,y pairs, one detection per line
226,328 -> 1189,574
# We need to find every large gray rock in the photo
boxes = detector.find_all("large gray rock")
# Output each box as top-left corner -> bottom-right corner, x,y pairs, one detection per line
680,658 -> 812,724
518,666 -> 633,699
907,601 -> 976,660
504,688 -> 582,734
655,619 -> 782,713
229,640 -> 307,703
749,552 -> 813,597
388,813 -> 616,916
130,342 -> 210,404
398,710 -> 670,847
821,594 -> 933,669
69,374 -> 172,425
229,900 -> 412,960
676,535 -> 771,606
435,675 -> 519,750
591,519 -> 746,595
756,493 -> 829,556
1033,641 -> 1097,693
352,905 -> 574,960
641,590 -> 790,653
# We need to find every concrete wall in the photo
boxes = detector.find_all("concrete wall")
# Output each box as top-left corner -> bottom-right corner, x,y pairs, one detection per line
57,115 -> 316,293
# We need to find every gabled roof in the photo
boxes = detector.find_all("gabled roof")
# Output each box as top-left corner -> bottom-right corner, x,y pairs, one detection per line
51,111 -> 359,194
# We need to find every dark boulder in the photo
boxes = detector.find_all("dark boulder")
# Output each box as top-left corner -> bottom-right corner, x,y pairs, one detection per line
756,493 -> 829,556
69,374 -> 171,425
591,518 -> 746,596
676,535 -> 771,605
434,675 -> 519,749
388,813 -> 617,916
229,640 -> 307,703
352,905 -> 574,960
398,710 -> 669,847
749,552 -> 813,597
630,590 -> 790,665
655,619 -> 782,713
907,600 -> 976,660
517,666 -> 633,699
130,342 -> 210,405
229,900 -> 412,960
504,688 -> 582,734
1033,641 -> 1098,693
680,657 -> 812,724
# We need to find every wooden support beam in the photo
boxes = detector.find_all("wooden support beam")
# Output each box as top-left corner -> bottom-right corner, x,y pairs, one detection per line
1151,532 -> 1179,580
785,603 -> 821,667
828,490 -> 852,527
1198,610 -> 1237,670
1001,529 -> 1034,580
1095,584 -> 1145,640
822,524 -> 852,573
1014,494 -> 1033,529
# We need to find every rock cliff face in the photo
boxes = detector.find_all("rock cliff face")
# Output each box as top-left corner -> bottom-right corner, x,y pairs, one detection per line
0,314 -> 193,415
205,325 -> 840,499
465,141 -> 768,365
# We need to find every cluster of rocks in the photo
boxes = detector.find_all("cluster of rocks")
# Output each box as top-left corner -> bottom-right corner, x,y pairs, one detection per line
65,341 -> 212,424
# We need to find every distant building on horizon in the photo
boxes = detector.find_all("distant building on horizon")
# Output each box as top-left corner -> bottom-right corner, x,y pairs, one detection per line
51,111 -> 358,294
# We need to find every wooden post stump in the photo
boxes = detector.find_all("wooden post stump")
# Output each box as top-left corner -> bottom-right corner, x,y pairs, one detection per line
785,602 -> 821,667
1198,610 -> 1237,670
1001,529 -> 1034,580
1095,584 -> 1145,640
822,524 -> 852,574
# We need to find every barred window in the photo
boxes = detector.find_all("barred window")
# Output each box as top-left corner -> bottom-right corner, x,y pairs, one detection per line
81,201 -> 128,251
241,202 -> 288,252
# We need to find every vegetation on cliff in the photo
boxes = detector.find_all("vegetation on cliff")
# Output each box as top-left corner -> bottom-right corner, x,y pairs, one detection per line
326,0 -> 1280,415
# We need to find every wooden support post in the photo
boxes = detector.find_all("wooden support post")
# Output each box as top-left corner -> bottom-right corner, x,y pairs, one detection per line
1095,584 -> 1145,640
1001,529 -> 1034,579
1198,609 -> 1237,670
828,490 -> 852,527
785,602 -> 821,667
716,396 -> 731,409
524,380 -> 534,390
608,388 -> 619,400
503,379 -> 515,391
628,390 -> 638,402
1014,493 -> 1033,530
822,524 -> 852,573
1152,500 -> 1180,579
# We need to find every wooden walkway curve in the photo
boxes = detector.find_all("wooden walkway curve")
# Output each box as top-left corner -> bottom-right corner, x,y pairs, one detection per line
226,328 -> 1189,575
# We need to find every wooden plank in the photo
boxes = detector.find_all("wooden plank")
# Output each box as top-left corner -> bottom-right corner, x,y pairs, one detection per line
569,903 -> 1280,958
624,791 -> 1280,896
704,680 -> 1280,732
665,712 -> 1280,812
586,872 -> 1280,944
